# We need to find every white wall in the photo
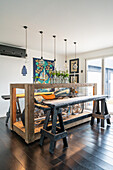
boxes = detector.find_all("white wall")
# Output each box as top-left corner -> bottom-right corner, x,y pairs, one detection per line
0,49 -> 64,117
1,46 -> 113,117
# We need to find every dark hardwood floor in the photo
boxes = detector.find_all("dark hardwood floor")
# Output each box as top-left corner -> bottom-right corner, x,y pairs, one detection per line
0,117 -> 113,170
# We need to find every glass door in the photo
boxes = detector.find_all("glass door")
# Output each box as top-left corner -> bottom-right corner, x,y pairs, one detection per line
86,58 -> 102,94
86,57 -> 113,113
104,57 -> 113,113
86,58 -> 102,110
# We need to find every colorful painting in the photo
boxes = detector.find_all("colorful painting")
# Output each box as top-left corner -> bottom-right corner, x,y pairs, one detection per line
33,58 -> 54,84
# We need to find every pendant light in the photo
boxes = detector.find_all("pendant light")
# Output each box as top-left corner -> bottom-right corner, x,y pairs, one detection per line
22,26 -> 28,76
39,31 -> 45,80
64,39 -> 68,70
53,35 -> 56,68
74,42 -> 76,58
39,31 -> 44,65
73,42 -> 77,81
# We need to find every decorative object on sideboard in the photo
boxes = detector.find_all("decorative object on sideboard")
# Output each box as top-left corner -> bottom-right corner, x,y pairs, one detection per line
50,70 -> 69,84
21,26 -> 28,76
69,74 -> 79,83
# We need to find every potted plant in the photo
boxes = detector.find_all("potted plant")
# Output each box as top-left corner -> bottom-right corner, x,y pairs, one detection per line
63,70 -> 69,83
33,76 -> 39,83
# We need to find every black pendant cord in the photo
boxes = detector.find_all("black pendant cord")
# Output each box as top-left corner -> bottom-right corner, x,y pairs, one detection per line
74,42 -> 77,80
23,26 -> 28,55
39,31 -> 45,79
64,39 -> 67,63
53,35 -> 56,62
25,27 -> 27,57
39,31 -> 43,60
74,42 -> 76,59
23,26 -> 28,63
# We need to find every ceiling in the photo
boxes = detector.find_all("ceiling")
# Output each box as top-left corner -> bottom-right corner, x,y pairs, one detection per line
0,0 -> 113,56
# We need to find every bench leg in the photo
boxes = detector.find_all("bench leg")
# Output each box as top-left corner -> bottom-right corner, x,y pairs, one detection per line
101,99 -> 105,128
49,107 -> 57,154
58,113 -> 68,147
39,110 -> 51,146
6,107 -> 10,125
105,102 -> 111,125
49,141 -> 55,154
91,101 -> 96,126
107,118 -> 111,125
96,100 -> 100,124
39,130 -> 45,146
101,119 -> 104,128
90,117 -> 94,126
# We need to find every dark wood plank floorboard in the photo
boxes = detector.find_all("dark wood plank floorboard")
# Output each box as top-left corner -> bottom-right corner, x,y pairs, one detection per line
68,132 -> 113,162
0,117 -> 113,170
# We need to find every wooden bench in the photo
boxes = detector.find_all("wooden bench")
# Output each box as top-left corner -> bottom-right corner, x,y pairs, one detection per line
1,95 -> 22,125
1,92 -> 53,125
40,95 -> 110,154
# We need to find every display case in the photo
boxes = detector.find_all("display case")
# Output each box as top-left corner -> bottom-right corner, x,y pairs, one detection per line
10,83 -> 97,144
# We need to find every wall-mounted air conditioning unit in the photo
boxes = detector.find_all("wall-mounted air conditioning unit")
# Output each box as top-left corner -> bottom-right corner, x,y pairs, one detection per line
0,44 -> 26,58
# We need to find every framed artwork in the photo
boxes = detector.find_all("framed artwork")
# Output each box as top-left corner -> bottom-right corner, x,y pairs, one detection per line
33,58 -> 54,84
69,74 -> 79,83
69,58 -> 79,73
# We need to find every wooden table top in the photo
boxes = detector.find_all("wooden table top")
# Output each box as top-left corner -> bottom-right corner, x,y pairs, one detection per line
1,92 -> 54,100
43,95 -> 107,108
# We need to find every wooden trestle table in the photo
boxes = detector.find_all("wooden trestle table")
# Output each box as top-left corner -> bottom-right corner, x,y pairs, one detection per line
40,95 -> 111,154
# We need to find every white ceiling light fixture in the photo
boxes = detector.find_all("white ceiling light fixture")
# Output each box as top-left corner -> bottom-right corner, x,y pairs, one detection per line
21,26 -> 28,76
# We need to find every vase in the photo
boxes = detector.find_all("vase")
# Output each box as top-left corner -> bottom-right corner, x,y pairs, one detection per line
53,75 -> 56,84
57,77 -> 60,83
55,77 -> 58,83
64,77 -> 69,83
59,76 -> 63,83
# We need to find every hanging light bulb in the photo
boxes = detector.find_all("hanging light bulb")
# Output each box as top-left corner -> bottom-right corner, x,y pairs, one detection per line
53,35 -> 56,68
39,31 -> 44,65
73,42 -> 77,82
64,39 -> 68,70
22,26 -> 28,76
39,31 -> 45,80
